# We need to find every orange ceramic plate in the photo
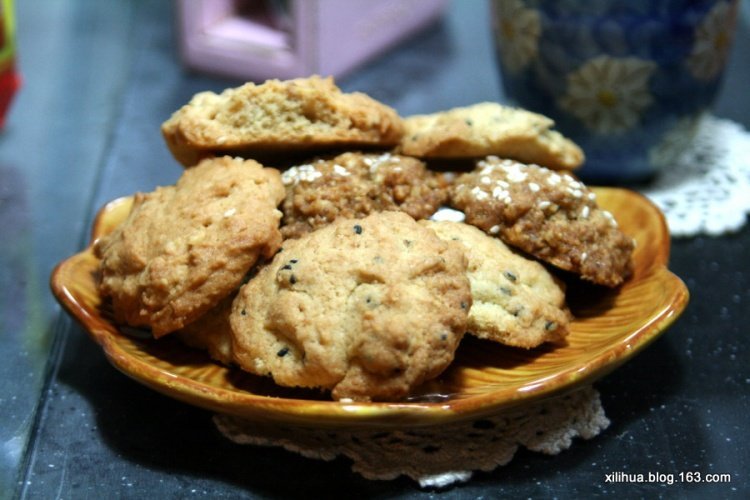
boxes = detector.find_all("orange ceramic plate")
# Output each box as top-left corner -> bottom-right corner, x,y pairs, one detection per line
51,188 -> 688,429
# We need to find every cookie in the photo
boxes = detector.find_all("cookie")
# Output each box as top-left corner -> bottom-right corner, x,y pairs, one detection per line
398,102 -> 584,170
161,76 -> 405,166
174,294 -> 235,365
449,157 -> 634,287
95,156 -> 285,336
230,211 -> 471,401
422,220 -> 569,348
279,152 -> 448,239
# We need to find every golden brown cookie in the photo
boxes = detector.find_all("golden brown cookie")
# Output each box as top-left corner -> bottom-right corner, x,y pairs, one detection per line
95,156 -> 285,336
423,220 -> 569,348
161,76 -> 404,166
279,152 -> 448,239
398,102 -> 584,170
230,211 -> 471,401
449,157 -> 634,287
174,293 -> 235,365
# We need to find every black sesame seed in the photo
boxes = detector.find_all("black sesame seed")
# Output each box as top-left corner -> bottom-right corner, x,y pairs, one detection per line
281,264 -> 292,270
240,309 -> 247,316
289,274 -> 297,284
499,287 -> 513,296
460,302 -> 468,310
440,333 -> 448,341
545,321 -> 557,331
277,347 -> 289,357
465,118 -> 473,126
353,224 -> 363,234
504,271 -> 518,282
290,259 -> 298,263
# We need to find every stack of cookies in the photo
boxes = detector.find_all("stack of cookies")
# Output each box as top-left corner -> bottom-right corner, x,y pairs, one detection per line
94,76 -> 634,402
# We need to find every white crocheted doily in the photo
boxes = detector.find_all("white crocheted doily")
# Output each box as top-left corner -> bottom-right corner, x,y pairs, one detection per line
214,386 -> 609,488
640,116 -> 750,237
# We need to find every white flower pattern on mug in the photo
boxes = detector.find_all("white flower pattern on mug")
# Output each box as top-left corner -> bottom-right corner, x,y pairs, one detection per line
687,0 -> 739,81
494,0 -> 541,74
559,56 -> 657,135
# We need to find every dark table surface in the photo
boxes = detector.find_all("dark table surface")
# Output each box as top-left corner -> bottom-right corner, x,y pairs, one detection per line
2,1 -> 749,498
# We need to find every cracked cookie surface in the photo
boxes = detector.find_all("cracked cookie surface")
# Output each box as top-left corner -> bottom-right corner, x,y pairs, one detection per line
449,157 -> 634,287
95,156 -> 285,336
230,211 -> 471,401
423,220 -> 569,348
398,102 -> 583,170
280,152 -> 447,239
162,76 -> 404,166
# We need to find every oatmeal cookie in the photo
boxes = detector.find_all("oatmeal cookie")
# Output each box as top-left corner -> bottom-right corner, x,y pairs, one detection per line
280,152 -> 448,239
230,211 -> 471,401
161,76 -> 404,166
449,157 -> 634,287
95,156 -> 285,336
398,102 -> 584,170
423,220 -> 569,348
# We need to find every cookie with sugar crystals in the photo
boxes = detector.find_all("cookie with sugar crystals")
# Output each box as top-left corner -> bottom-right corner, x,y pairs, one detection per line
230,211 -> 471,402
398,102 -> 584,171
280,151 -> 448,239
423,220 -> 570,349
449,157 -> 634,287
95,156 -> 285,336
161,76 -> 405,166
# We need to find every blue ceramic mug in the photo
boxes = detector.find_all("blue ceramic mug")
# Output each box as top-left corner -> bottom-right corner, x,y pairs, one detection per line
492,0 -> 739,183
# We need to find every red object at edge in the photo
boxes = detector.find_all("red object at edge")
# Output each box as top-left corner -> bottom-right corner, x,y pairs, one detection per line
0,62 -> 20,129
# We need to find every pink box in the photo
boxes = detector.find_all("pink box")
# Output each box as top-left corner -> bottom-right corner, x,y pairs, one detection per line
176,0 -> 448,81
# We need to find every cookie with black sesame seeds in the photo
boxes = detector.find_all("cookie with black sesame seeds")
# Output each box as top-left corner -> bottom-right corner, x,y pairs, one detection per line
279,151 -> 448,239
422,220 -> 570,349
449,157 -> 634,287
94,156 -> 285,337
229,211 -> 471,401
397,102 -> 584,171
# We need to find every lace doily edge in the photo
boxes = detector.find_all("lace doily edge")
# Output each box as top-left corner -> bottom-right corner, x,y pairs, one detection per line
213,386 -> 610,487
